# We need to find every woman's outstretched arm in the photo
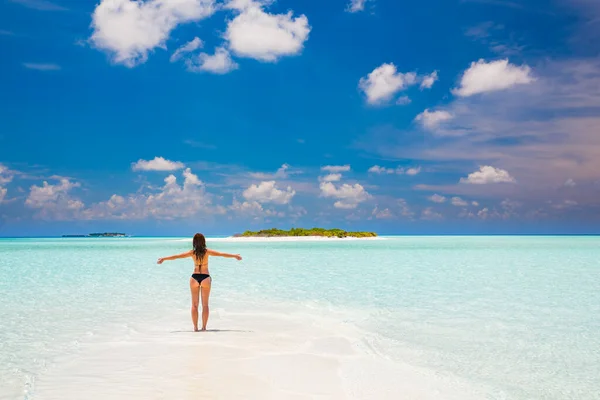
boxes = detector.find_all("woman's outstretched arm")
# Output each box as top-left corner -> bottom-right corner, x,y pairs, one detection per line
207,248 -> 242,260
157,250 -> 193,264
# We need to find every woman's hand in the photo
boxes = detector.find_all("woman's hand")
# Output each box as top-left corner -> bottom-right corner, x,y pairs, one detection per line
157,258 -> 165,264
234,254 -> 242,261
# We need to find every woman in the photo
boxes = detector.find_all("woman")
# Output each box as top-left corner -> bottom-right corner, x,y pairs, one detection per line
157,233 -> 242,332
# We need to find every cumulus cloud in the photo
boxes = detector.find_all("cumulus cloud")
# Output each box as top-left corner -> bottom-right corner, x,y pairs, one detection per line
249,164 -> 292,180
368,165 -> 421,175
415,109 -> 454,129
451,197 -> 469,206
368,165 -> 396,174
358,58 -> 600,197
321,165 -> 351,173
186,47 -> 239,74
346,0 -> 367,13
84,168 -> 219,220
397,198 -> 414,218
132,156 -> 185,172
320,173 -> 342,182
359,63 -> 417,105
372,206 -> 394,219
420,70 -> 438,89
243,180 -> 295,204
564,178 -> 576,187
229,199 -> 284,219
170,37 -> 204,62
224,0 -> 311,62
0,164 -> 14,203
24,178 -> 84,220
320,181 -> 371,209
90,0 -> 216,67
429,194 -> 446,203
396,96 -> 412,105
405,167 -> 422,176
25,178 -> 80,209
460,166 -> 516,184
453,59 -> 535,97
0,164 -> 13,186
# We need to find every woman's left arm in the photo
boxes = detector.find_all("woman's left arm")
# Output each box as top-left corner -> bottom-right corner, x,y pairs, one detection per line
157,250 -> 193,264
207,249 -> 242,260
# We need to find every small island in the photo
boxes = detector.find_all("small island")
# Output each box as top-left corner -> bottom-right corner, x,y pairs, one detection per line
62,232 -> 127,238
233,228 -> 377,238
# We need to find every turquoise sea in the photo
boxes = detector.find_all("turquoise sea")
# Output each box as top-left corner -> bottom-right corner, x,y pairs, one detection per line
1,236 -> 599,399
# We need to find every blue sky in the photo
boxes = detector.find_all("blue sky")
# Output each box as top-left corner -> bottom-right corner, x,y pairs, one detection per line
1,0 -> 599,236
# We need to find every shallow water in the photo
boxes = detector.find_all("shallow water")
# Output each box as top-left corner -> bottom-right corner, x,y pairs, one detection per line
1,236 -> 599,399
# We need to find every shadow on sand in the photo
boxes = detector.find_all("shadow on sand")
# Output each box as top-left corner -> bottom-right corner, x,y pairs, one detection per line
170,329 -> 253,333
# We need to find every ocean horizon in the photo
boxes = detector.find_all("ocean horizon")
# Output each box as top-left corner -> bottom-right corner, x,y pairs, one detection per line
2,233 -> 600,239
1,235 -> 599,399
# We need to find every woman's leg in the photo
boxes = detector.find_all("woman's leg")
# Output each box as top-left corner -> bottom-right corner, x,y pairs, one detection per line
189,278 -> 201,332
200,277 -> 212,331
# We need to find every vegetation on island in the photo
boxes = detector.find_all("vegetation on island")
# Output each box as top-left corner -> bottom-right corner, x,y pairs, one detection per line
62,232 -> 127,238
235,228 -> 377,238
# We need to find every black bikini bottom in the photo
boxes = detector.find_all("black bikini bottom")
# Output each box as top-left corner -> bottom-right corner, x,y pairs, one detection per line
191,274 -> 210,284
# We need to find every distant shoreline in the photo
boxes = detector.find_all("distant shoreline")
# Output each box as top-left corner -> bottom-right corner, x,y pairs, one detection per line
211,236 -> 384,242
234,228 -> 378,239
61,233 -> 128,238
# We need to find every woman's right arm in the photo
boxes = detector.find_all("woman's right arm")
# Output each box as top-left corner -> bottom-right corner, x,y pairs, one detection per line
157,250 -> 193,264
207,249 -> 242,260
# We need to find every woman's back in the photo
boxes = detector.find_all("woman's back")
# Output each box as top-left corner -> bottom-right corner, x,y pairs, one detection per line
192,252 -> 209,275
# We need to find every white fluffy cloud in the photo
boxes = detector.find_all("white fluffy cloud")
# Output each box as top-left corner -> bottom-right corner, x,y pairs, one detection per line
132,156 -> 185,171
25,178 -> 84,220
224,0 -> 311,62
564,178 -> 576,187
453,59 -> 535,97
170,37 -> 204,62
25,178 -> 80,209
320,181 -> 371,209
84,168 -> 217,220
186,47 -> 239,74
90,0 -> 216,67
359,63 -> 417,105
451,197 -> 469,207
243,180 -> 295,204
428,194 -> 446,203
320,173 -> 342,182
0,164 -> 13,186
420,70 -> 438,89
229,199 -> 285,219
321,165 -> 351,173
368,165 -> 421,175
396,96 -> 411,105
415,109 -> 454,129
346,0 -> 367,12
372,206 -> 394,219
249,164 -> 291,180
0,163 -> 10,203
460,166 -> 516,184
368,165 -> 396,174
405,167 -> 421,176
